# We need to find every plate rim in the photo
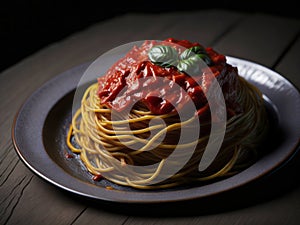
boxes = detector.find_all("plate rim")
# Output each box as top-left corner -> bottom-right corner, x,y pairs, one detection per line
11,57 -> 300,203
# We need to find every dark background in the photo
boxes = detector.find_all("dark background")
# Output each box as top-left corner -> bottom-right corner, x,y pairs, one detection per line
1,0 -> 299,73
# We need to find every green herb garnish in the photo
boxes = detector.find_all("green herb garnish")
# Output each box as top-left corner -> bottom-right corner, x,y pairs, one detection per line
148,44 -> 213,75
148,45 -> 178,68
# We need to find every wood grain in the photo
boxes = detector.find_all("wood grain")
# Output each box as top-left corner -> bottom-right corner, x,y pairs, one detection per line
213,13 -> 300,67
1,9 -> 299,225
276,35 -> 300,88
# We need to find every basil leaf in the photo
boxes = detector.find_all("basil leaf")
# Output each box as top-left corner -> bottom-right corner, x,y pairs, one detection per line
181,47 -> 212,66
189,46 -> 205,54
148,45 -> 178,67
196,53 -> 212,65
189,46 -> 213,66
180,48 -> 195,60
148,44 -> 213,75
177,55 -> 202,75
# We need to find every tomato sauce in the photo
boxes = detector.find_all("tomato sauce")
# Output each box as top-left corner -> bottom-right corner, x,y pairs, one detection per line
97,38 -> 241,117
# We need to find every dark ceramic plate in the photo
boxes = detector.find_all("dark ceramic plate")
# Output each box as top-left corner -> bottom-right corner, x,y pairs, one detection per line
12,57 -> 300,203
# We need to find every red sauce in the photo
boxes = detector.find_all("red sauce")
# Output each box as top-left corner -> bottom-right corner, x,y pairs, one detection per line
64,151 -> 74,159
92,174 -> 103,181
97,38 -> 241,117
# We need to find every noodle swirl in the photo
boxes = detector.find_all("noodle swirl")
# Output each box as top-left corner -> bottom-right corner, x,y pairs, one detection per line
67,75 -> 268,189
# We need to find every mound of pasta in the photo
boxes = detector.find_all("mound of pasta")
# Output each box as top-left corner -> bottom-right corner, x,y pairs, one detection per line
67,38 -> 269,189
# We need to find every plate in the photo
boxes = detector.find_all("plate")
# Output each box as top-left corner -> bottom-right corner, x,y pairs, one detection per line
12,57 -> 300,203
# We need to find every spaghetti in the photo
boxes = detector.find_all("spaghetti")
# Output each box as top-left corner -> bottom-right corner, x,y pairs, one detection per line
67,38 -> 269,189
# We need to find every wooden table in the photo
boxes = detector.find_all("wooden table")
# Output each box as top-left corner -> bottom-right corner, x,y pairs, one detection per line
1,9 -> 300,225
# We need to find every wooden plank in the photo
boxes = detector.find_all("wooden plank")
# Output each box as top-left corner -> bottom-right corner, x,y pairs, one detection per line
276,34 -> 300,88
2,9 -> 299,225
3,168 -> 84,225
72,207 -> 127,225
213,13 -> 300,68
123,187 -> 300,225
0,10 -> 244,225
121,12 -> 300,225
156,9 -> 244,46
